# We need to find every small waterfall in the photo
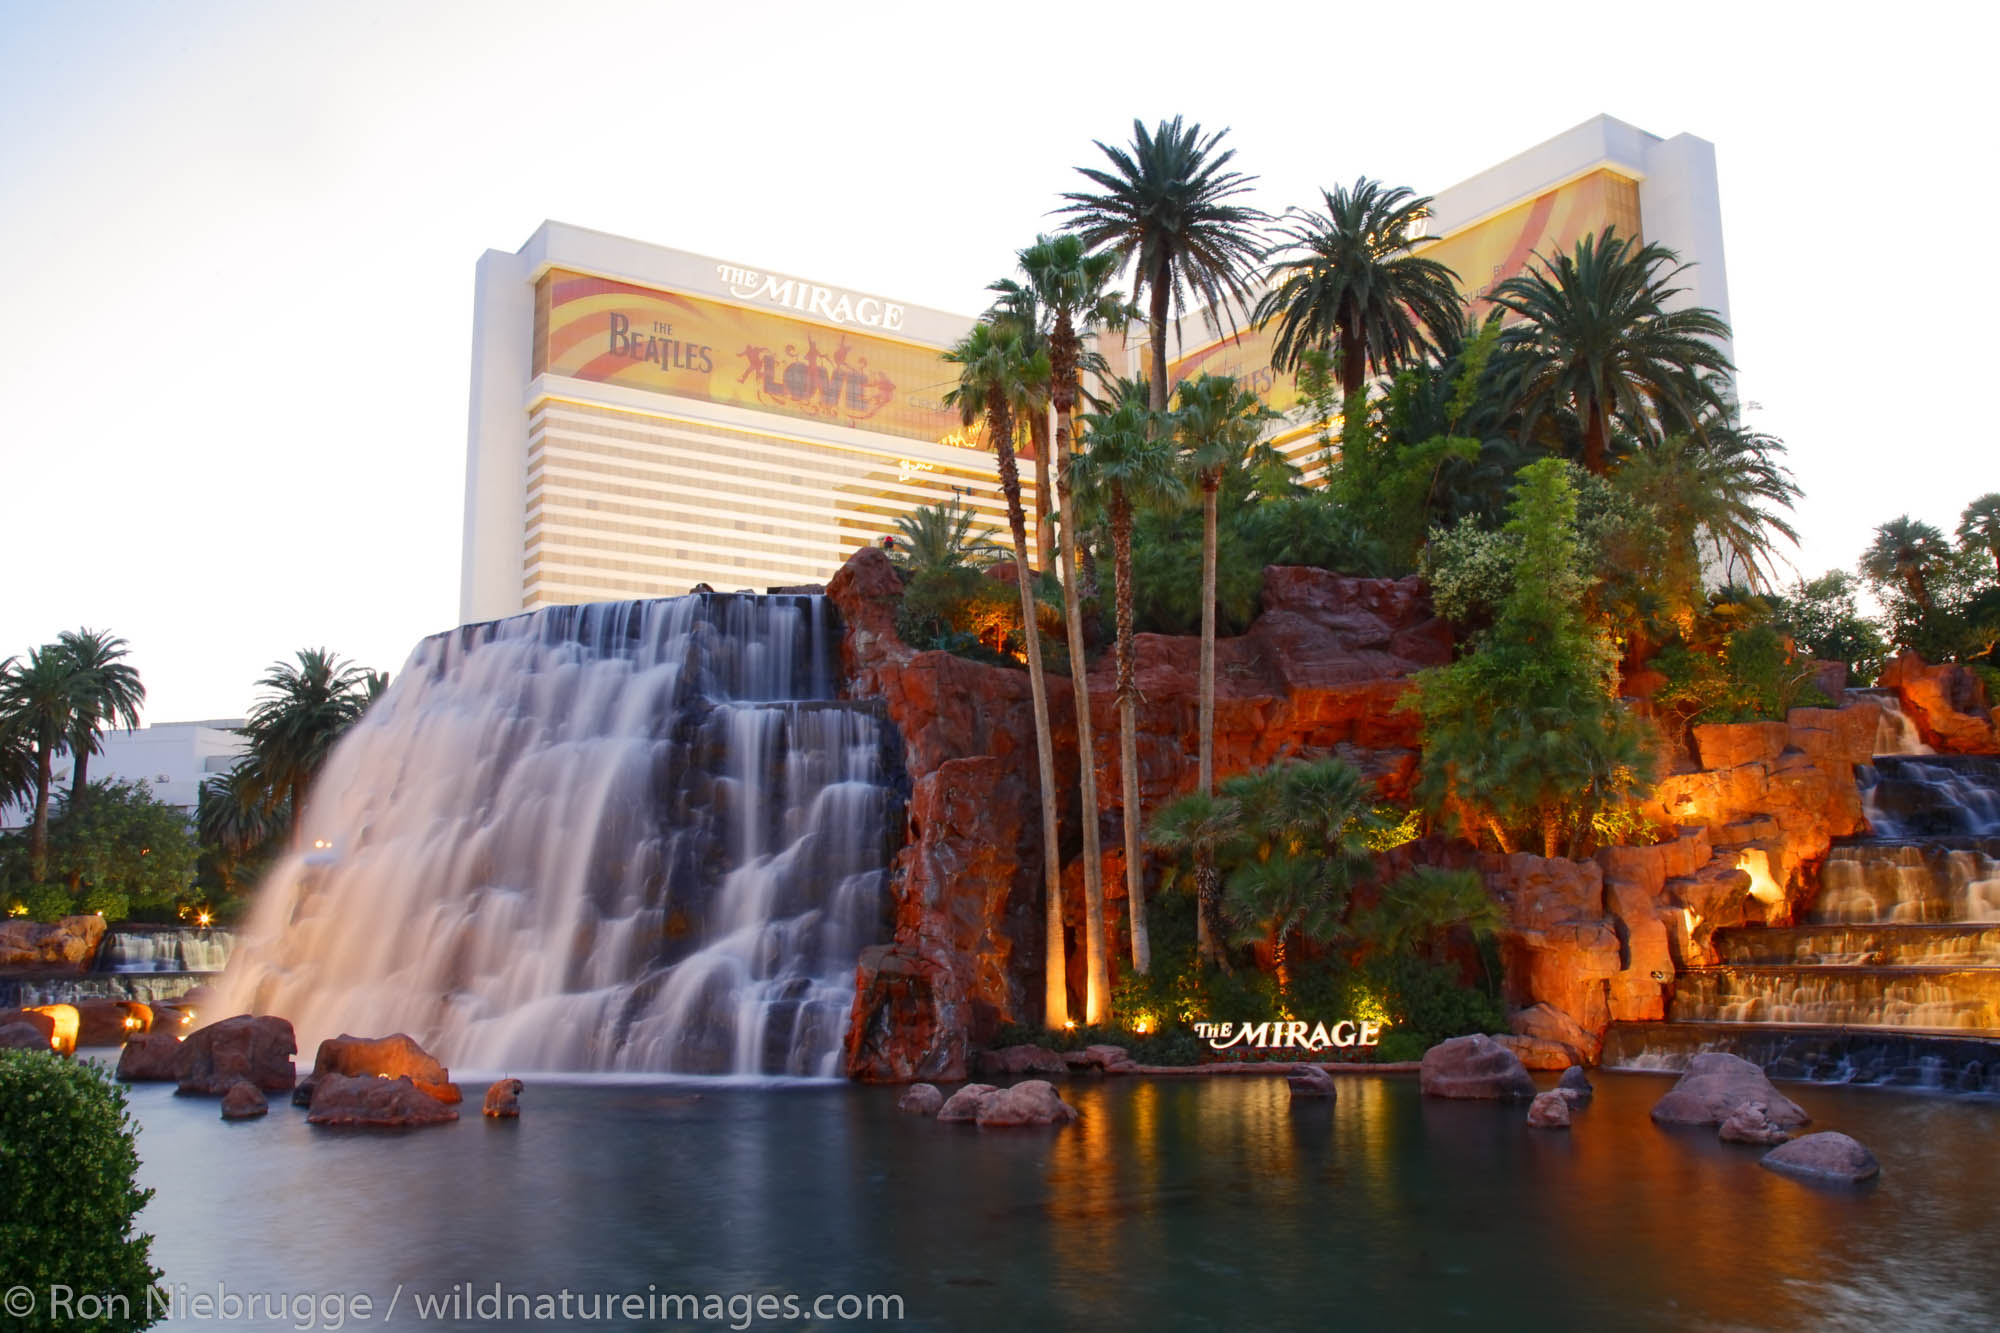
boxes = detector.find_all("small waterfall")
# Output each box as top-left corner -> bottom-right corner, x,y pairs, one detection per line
209,594 -> 903,1077
1861,755 -> 2000,838
1846,687 -> 1934,756
97,926 -> 236,974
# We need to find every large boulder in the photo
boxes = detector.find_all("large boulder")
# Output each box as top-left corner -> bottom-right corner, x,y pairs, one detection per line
0,914 -> 107,968
312,1033 -> 460,1103
1419,1035 -> 1537,1100
0,1019 -> 53,1051
1719,1101 -> 1792,1146
973,1044 -> 1069,1078
935,1083 -> 1000,1123
306,1073 -> 457,1128
1287,1064 -> 1336,1099
1881,652 -> 2000,754
220,1081 -> 269,1120
971,1080 -> 1079,1128
1557,1066 -> 1594,1103
1650,1053 -> 1808,1128
482,1078 -> 524,1119
174,1014 -> 297,1095
1065,1044 -> 1139,1075
74,999 -> 147,1046
1760,1132 -> 1880,1184
116,1032 -> 185,1081
896,1083 -> 944,1116
1527,1090 -> 1572,1128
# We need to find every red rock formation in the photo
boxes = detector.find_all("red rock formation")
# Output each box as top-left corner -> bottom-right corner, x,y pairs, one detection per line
174,1014 -> 297,1095
116,1032 -> 184,1081
312,1033 -> 460,1104
1880,651 -> 2000,753
0,914 -> 107,968
830,548 -> 1451,1082
306,1073 -> 458,1128
482,1078 -> 523,1118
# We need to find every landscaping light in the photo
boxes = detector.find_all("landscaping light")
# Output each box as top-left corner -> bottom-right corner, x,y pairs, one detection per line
196,911 -> 213,927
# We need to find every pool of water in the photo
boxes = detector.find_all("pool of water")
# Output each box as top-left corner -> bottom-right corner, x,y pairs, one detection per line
121,1070 -> 2000,1330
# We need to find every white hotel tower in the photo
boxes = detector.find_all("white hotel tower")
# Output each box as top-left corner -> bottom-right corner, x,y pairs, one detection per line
459,115 -> 1728,623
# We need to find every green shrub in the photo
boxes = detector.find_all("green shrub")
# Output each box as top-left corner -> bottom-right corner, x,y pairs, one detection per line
0,1052 -> 161,1331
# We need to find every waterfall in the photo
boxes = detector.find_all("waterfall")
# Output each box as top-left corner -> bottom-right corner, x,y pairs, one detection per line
208,594 -> 902,1077
97,926 -> 236,974
1845,687 -> 1934,756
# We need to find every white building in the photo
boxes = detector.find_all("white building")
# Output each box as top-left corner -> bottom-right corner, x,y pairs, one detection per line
0,721 -> 246,828
460,115 -> 1730,619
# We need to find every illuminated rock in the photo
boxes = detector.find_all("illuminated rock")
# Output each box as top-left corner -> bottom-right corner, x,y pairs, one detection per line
220,1081 -> 268,1120
115,1032 -> 184,1081
1526,1090 -> 1571,1128
0,914 -> 107,968
1649,1052 -> 1808,1128
312,1033 -> 460,1104
1880,652 -> 2000,754
306,1073 -> 457,1128
482,1078 -> 524,1118
896,1083 -> 943,1115
1760,1131 -> 1879,1184
1419,1035 -> 1537,1100
174,1014 -> 297,1096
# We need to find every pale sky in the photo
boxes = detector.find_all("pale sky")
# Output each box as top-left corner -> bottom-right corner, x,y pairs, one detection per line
2,0 -> 1993,723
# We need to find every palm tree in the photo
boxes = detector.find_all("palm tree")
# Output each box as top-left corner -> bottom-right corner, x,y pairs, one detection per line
1146,790 -> 1240,970
0,646 -> 81,882
1073,389 -> 1184,973
1169,373 -> 1278,962
945,319 -> 1069,1028
888,500 -> 1005,576
1487,228 -> 1733,475
238,648 -> 374,835
1253,178 -> 1464,397
1614,424 -> 1802,595
1958,493 -> 2000,578
1860,517 -> 1953,613
1059,116 -> 1265,413
1000,234 -> 1132,1021
197,764 -> 289,896
55,628 -> 145,807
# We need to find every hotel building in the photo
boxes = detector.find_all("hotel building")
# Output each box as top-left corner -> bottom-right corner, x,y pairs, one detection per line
460,114 -> 1730,621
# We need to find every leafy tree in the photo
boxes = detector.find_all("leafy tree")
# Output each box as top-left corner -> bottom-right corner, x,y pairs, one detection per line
1488,228 -> 1733,474
1859,516 -> 1952,614
1059,116 -> 1265,412
1771,571 -> 1890,683
0,1051 -> 162,1331
41,780 -> 197,921
1254,178 -> 1464,396
0,646 -> 81,883
237,648 -> 374,835
887,500 -> 1004,576
1408,459 -> 1660,855
1073,388 -> 1185,973
945,318 -> 1069,1027
1958,492 -> 2000,579
1349,866 -> 1504,970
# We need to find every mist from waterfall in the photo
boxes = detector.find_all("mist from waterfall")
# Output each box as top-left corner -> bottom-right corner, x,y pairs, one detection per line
208,595 -> 901,1077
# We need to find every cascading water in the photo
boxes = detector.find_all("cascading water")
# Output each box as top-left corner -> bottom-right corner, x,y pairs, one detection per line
208,594 -> 902,1077
1845,687 -> 1934,757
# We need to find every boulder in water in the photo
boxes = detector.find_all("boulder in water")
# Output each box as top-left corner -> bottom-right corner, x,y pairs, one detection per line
973,1044 -> 1068,1078
1287,1064 -> 1336,1099
897,1083 -> 944,1116
1718,1101 -> 1791,1146
1557,1066 -> 1594,1103
936,1083 -> 999,1122
116,1032 -> 184,1081
1527,1090 -> 1572,1128
971,1080 -> 1079,1128
306,1073 -> 458,1128
220,1081 -> 269,1120
313,1033 -> 460,1103
1760,1132 -> 1879,1184
175,1015 -> 297,1095
0,1019 -> 54,1051
482,1078 -> 524,1118
1650,1053 -> 1808,1128
1420,1035 -> 1537,1100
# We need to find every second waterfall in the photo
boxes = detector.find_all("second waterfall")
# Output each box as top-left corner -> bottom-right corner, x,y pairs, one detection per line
208,594 -> 903,1077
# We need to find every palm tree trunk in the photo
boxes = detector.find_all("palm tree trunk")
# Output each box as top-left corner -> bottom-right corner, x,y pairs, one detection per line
1052,332 -> 1109,1024
69,744 -> 91,807
1197,475 -> 1223,967
1112,491 -> 1150,974
29,744 -> 52,884
1583,404 -> 1610,476
1487,816 -> 1517,855
1147,279 -> 1171,413
1339,313 -> 1367,397
990,385 -> 1068,1028
1031,413 -> 1055,573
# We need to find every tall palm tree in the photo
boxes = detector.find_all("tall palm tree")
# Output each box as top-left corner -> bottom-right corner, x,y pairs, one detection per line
1059,116 -> 1265,413
55,628 -> 145,807
945,319 -> 1069,1028
1860,517 -> 1953,613
1958,493 -> 2000,578
239,648 -> 374,835
1253,178 -> 1464,397
1073,389 -> 1184,973
0,646 -> 81,882
999,234 -> 1131,1021
1169,373 -> 1277,963
197,764 -> 289,897
1487,228 -> 1733,475
1145,790 -> 1240,971
1614,425 -> 1802,595
888,500 -> 1005,576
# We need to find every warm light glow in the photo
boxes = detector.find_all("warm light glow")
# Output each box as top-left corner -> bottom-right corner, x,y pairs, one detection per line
312,838 -> 332,850
1737,848 -> 1785,906
196,910 -> 213,927
1063,1020 -> 1077,1031
5,903 -> 26,918
28,1004 -> 80,1054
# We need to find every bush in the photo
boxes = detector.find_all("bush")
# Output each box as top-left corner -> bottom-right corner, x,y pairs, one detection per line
1653,625 -> 1833,728
0,1052 -> 161,1331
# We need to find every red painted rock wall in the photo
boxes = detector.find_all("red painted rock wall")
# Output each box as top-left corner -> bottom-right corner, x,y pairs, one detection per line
1880,651 -> 2000,753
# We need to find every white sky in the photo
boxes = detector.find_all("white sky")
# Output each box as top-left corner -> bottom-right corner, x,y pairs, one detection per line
2,0 -> 1994,723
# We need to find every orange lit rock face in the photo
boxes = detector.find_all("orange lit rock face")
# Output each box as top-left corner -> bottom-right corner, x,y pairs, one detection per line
312,1033 -> 461,1104
174,1014 -> 297,1095
0,914 -> 107,969
306,1073 -> 457,1128
830,548 -> 1451,1083
1881,651 -> 2000,754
